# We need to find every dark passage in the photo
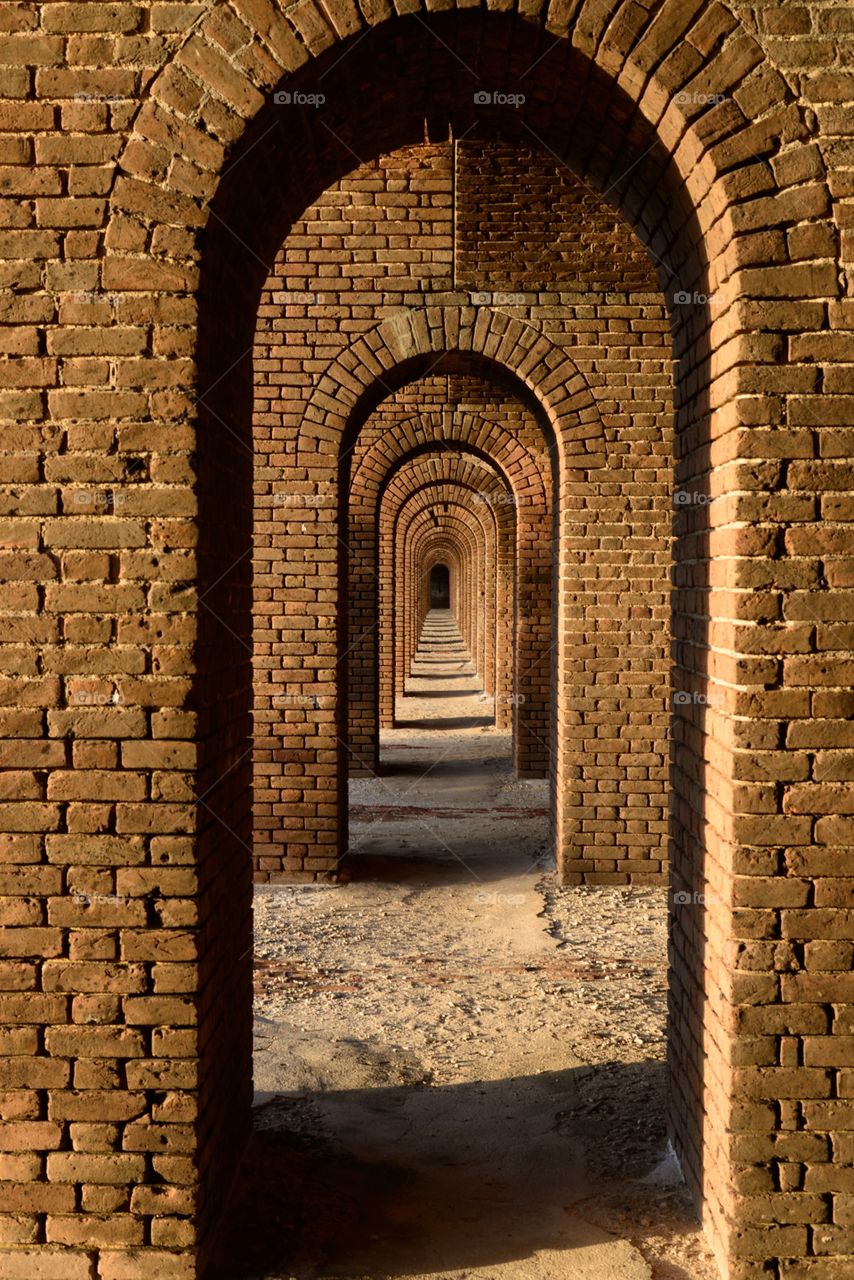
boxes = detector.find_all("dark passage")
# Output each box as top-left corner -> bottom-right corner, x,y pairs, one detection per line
429,563 -> 450,609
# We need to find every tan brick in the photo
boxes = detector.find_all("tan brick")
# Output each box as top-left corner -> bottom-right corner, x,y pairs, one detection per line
46,1152 -> 145,1184
97,1250 -> 197,1280
42,962 -> 147,994
0,1248 -> 94,1278
44,1027 -> 146,1059
46,1214 -> 143,1246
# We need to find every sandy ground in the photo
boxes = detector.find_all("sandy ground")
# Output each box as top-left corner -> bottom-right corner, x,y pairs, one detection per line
213,613 -> 719,1280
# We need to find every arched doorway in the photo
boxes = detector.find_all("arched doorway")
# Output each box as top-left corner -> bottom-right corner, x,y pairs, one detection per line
190,18 -> 749,1275
69,5 -> 840,1278
429,562 -> 450,610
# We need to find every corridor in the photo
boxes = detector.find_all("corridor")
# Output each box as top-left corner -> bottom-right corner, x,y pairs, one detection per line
214,610 -> 714,1280
406,609 -> 481,715
347,606 -> 540,874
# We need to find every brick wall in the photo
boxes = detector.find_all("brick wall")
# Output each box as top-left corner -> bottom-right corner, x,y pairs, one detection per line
0,3 -> 851,1279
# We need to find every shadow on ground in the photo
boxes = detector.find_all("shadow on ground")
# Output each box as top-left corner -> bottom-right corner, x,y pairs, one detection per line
373,755 -> 510,779
392,715 -> 495,731
405,689 -> 487,699
211,1060 -> 703,1280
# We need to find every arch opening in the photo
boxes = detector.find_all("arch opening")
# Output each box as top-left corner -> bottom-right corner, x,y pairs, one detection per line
429,564 -> 450,610
136,7 -> 791,1278
231,93 -> 693,1276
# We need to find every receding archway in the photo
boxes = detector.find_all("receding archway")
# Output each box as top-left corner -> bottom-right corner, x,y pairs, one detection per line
97,5 -> 837,1278
429,563 -> 450,610
348,406 -> 550,768
196,28 -> 714,1277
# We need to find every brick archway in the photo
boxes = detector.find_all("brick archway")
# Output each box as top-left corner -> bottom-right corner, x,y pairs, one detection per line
380,456 -> 516,727
2,3 -> 847,1279
300,308 -> 607,470
348,407 -> 549,772
396,487 -> 498,709
309,323 -> 591,790
378,459 -> 514,730
256,322 -> 584,889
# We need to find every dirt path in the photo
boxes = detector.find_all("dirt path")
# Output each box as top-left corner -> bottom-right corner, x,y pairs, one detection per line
214,613 -> 718,1280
